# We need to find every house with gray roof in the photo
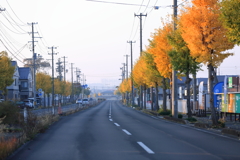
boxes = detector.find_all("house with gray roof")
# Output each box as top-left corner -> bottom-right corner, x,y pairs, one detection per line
6,61 -> 20,100
19,67 -> 33,100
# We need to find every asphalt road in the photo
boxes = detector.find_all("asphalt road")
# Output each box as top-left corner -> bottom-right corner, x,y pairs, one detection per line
9,100 -> 240,160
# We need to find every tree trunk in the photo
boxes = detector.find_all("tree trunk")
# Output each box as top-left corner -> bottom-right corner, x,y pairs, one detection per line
150,87 -> 153,111
193,73 -> 197,114
208,64 -> 218,125
213,67 -> 218,86
169,78 -> 172,113
162,78 -> 167,111
143,85 -> 147,109
154,82 -> 159,111
140,86 -> 143,109
186,71 -> 192,118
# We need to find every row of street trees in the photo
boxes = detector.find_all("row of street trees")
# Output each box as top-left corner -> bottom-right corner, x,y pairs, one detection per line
0,51 -> 89,102
118,0 -> 240,125
0,51 -> 14,98
36,72 -> 91,103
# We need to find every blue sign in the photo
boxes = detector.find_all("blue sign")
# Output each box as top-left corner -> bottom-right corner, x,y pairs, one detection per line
38,92 -> 42,97
213,82 -> 224,109
81,84 -> 88,88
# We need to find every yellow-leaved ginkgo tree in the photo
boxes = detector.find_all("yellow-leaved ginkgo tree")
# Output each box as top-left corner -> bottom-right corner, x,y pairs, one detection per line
179,0 -> 234,125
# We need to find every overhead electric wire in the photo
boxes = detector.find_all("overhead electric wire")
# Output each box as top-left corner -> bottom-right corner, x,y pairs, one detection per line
0,21 -> 27,35
136,0 -> 145,14
0,39 -> 25,64
86,0 -> 152,7
0,25 -> 27,47
142,0 -> 151,14
0,30 -> 27,60
3,10 -> 30,32
13,44 -> 27,58
1,13 -> 28,34
36,24 -> 50,53
5,0 -> 27,26
147,0 -> 158,15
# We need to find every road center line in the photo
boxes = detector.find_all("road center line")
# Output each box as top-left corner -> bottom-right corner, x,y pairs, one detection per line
109,103 -> 112,116
114,123 -> 120,127
137,142 -> 155,154
122,129 -> 132,135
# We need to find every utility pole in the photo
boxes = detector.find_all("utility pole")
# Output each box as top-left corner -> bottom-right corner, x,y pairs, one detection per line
0,8 -> 6,12
28,22 -> 41,108
124,55 -> 130,104
134,13 -> 147,56
71,63 -> 74,102
56,58 -> 63,81
135,13 -> 147,109
122,63 -> 125,80
62,56 -> 67,82
48,46 -> 57,114
124,55 -> 129,79
81,73 -> 85,99
75,68 -> 81,84
172,0 -> 178,118
127,41 -> 135,107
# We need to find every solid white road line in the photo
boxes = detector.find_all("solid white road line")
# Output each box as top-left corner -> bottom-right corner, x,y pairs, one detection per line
122,129 -> 132,135
114,123 -> 120,127
151,116 -> 158,119
180,125 -> 239,141
137,142 -> 155,154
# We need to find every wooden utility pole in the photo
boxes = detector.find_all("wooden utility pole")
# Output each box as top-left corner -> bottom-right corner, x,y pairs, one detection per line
48,46 -> 57,113
127,41 -> 135,107
135,13 -> 147,109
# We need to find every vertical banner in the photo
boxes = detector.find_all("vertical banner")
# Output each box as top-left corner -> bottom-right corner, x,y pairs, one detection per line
224,76 -> 228,105
235,94 -> 240,113
198,81 -> 204,110
213,82 -> 224,111
228,77 -> 233,88
228,94 -> 235,113
221,94 -> 228,112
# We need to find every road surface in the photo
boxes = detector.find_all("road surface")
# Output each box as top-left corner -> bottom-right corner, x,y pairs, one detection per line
9,100 -> 240,160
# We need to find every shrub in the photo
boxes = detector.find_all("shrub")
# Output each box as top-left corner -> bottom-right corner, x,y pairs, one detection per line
0,137 -> 18,160
0,101 -> 20,125
218,119 -> 225,128
158,108 -> 171,115
18,110 -> 39,139
178,114 -> 183,119
186,117 -> 197,122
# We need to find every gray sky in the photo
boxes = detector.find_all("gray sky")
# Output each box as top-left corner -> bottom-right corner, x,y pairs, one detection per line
0,0 -> 240,87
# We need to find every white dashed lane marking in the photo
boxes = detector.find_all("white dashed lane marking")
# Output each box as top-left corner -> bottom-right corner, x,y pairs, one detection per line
137,142 -> 155,154
114,123 -> 120,127
122,129 -> 132,135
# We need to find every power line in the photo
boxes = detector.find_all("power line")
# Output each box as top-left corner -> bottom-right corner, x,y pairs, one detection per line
0,39 -> 25,64
0,21 -> 27,34
1,12 -> 28,34
86,0 -> 152,7
142,0 -> 151,14
5,0 -> 28,26
0,31 -> 26,60
136,0 -> 145,14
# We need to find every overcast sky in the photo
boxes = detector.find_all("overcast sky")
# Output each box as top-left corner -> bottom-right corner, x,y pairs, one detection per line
0,0 -> 240,87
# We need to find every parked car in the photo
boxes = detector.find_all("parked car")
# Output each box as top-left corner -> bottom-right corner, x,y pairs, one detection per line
82,98 -> 89,105
23,100 -> 33,108
16,101 -> 25,109
76,99 -> 82,104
